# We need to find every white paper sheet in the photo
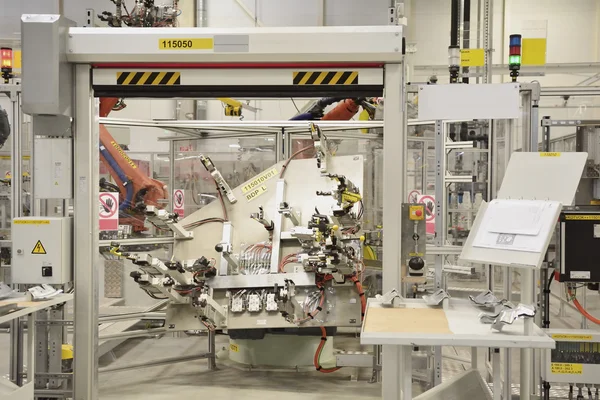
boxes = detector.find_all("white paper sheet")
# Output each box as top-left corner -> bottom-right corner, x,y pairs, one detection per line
485,199 -> 545,236
472,199 -> 561,253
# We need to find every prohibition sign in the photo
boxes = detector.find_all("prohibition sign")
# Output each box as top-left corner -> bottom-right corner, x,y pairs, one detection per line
99,192 -> 118,218
174,189 -> 184,208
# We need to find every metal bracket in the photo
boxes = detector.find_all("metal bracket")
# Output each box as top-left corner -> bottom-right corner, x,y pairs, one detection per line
216,242 -> 239,271
375,289 -> 401,306
310,122 -> 329,174
145,206 -> 193,240
278,202 -> 301,226
250,206 -> 274,231
200,154 -> 237,204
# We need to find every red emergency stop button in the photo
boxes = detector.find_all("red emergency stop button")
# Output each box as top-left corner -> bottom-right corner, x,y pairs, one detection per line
415,209 -> 423,217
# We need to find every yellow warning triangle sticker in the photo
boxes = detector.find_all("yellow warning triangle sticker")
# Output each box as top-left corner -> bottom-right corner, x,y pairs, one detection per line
32,240 -> 47,255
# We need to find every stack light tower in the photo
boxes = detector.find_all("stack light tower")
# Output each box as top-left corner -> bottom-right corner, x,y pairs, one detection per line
509,34 -> 522,82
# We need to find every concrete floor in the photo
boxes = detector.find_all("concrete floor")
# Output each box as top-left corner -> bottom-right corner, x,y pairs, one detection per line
98,336 -> 382,400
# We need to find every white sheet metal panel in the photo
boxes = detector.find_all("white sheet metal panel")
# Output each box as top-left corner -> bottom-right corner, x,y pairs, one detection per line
92,68 -> 384,86
417,83 -> 520,120
67,26 -> 403,63
498,152 -> 588,205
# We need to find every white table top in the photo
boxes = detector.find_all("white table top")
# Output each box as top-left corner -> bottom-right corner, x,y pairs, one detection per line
0,294 -> 73,324
361,298 -> 555,349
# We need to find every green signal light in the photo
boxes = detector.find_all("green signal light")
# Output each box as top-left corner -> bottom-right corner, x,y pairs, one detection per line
509,55 -> 521,65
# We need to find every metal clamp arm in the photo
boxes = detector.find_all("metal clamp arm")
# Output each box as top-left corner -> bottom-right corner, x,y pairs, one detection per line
200,155 -> 237,204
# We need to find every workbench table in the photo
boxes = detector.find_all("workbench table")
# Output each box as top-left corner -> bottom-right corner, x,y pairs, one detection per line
361,298 -> 555,400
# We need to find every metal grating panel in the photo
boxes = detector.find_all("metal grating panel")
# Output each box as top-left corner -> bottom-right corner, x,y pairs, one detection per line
104,259 -> 124,298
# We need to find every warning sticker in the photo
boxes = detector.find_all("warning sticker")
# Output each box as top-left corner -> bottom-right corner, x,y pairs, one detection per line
540,152 -> 561,157
14,220 -> 50,225
551,334 -> 593,341
32,240 -> 47,255
245,185 -> 268,202
229,344 -> 239,353
551,363 -> 583,374
241,168 -> 278,194
565,215 -> 600,221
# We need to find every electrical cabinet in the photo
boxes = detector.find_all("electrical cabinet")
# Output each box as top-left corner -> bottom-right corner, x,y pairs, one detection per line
34,138 -> 73,199
542,329 -> 600,385
559,210 -> 600,282
12,217 -> 72,284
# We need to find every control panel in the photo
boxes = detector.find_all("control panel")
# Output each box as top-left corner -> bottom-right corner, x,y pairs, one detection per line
559,211 -> 600,282
401,203 -> 427,280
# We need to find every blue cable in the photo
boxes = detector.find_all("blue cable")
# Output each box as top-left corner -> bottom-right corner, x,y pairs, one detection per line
290,112 -> 317,121
99,143 -> 134,210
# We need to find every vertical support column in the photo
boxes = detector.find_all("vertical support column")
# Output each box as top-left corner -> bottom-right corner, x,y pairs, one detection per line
270,180 -> 286,274
317,0 -> 325,26
11,92 -> 22,214
520,85 -> 539,400
402,346 -> 412,400
492,348 -> 501,400
503,267 -> 512,400
207,330 -> 217,370
521,90 -> 533,151
27,313 -> 37,385
434,120 -> 444,290
169,140 -> 175,210
530,99 -> 539,151
483,0 -> 494,83
581,286 -> 588,329
219,222 -> 233,276
433,120 -> 444,387
520,268 -> 533,400
73,64 -> 99,400
49,308 -> 64,390
382,62 -> 404,400
542,117 -> 551,151
275,128 -> 284,163
9,321 -> 23,385
9,89 -> 23,386
35,310 -> 48,389
283,128 -> 291,159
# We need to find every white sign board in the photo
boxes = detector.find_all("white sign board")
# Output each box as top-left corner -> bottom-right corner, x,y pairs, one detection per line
498,152 -> 588,206
418,83 -> 520,120
99,192 -> 119,231
173,189 -> 185,218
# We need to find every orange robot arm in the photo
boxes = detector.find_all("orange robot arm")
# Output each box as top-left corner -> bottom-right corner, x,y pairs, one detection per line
99,98 -> 168,214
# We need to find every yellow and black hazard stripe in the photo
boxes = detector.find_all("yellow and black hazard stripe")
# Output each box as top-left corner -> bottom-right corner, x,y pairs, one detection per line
116,71 -> 181,86
293,71 -> 358,86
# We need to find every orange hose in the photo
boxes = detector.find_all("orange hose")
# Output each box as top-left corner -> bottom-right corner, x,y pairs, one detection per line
280,145 -> 314,178
350,276 -> 367,320
313,326 -> 341,373
569,289 -> 600,325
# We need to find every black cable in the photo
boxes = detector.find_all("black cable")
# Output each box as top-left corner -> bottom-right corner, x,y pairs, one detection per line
183,217 -> 227,230
547,271 -> 555,291
291,98 -> 301,113
143,288 -> 167,300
